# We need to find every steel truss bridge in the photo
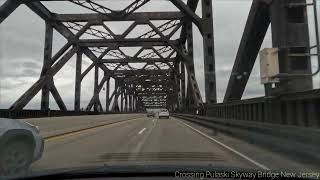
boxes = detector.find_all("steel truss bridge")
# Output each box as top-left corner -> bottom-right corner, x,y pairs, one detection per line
0,0 -> 320,128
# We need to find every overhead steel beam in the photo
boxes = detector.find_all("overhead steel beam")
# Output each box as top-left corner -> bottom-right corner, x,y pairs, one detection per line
137,93 -> 168,96
35,0 -> 150,18
125,78 -> 170,84
140,95 -> 167,98
137,90 -> 172,94
169,0 -> 203,34
224,0 -> 271,102
54,12 -> 184,22
79,39 -> 179,47
100,58 -> 175,63
0,0 -> 21,24
112,69 -> 170,76
144,105 -> 166,108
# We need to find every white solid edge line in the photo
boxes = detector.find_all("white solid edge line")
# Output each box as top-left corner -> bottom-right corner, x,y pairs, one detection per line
180,121 -> 270,171
138,128 -> 146,134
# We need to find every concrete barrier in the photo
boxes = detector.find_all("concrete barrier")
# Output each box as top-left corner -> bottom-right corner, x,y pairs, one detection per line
173,113 -> 320,167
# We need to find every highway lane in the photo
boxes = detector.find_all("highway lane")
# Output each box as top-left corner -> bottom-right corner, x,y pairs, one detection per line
30,116 -> 259,172
20,114 -> 144,138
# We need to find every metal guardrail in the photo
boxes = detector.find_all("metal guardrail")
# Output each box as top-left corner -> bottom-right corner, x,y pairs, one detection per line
0,110 -> 143,119
205,89 -> 320,128
173,113 -> 320,167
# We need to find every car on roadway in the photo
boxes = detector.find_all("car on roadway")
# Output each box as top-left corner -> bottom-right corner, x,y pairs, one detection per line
0,118 -> 44,175
147,111 -> 155,117
158,109 -> 170,119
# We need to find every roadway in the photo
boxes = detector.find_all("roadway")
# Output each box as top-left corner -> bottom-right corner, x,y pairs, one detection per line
30,115 -> 259,172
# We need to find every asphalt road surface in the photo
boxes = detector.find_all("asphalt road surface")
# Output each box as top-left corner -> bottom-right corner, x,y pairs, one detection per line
31,116 -> 261,172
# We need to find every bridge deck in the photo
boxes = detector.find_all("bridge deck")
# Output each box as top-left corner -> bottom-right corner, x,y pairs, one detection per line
21,114 -> 318,173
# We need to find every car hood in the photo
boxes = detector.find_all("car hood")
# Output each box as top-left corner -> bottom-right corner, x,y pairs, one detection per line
10,164 -> 261,180
10,164 -> 312,180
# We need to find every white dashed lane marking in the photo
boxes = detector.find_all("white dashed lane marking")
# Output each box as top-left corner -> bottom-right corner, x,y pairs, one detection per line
138,128 -> 146,135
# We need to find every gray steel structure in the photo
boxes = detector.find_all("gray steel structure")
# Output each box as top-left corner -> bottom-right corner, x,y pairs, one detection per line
0,0 -> 319,128
0,0 -> 212,113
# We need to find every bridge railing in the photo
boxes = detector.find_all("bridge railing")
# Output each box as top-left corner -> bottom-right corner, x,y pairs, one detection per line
206,89 -> 320,128
173,113 -> 320,167
0,110 -> 97,119
0,110 -> 142,119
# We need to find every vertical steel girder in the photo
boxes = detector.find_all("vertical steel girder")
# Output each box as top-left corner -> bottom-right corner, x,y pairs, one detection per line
184,22 -> 203,110
133,95 -> 136,112
39,22 -> 68,111
93,65 -> 99,112
74,48 -> 82,111
185,22 -> 195,110
124,89 -> 128,112
129,94 -> 133,112
120,89 -> 124,112
111,80 -> 120,112
180,61 -> 186,108
269,0 -> 313,93
105,77 -> 110,112
180,0 -> 199,43
174,61 -> 181,109
41,22 -> 53,111
202,0 -> 217,104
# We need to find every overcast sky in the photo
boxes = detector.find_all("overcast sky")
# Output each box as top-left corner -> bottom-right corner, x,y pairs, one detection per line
0,0 -> 319,110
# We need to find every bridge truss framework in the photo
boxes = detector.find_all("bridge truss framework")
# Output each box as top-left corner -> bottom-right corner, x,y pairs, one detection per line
0,0 -> 217,113
0,0 -> 320,128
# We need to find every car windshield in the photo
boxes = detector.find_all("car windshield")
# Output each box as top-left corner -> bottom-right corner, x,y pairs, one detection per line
1,0 -> 320,179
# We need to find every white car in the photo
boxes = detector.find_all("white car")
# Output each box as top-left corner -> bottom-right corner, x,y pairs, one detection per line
158,109 -> 170,119
0,118 -> 44,175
